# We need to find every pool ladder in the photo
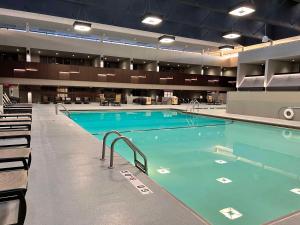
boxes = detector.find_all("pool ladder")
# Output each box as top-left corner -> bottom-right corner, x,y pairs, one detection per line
186,99 -> 200,112
101,131 -> 148,174
55,103 -> 71,117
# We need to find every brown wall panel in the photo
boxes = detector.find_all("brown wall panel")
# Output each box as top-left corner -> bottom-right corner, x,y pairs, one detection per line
0,62 -> 236,88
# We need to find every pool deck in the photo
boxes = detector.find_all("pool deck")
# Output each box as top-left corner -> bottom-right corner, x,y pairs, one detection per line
24,103 -> 300,225
25,104 -> 209,225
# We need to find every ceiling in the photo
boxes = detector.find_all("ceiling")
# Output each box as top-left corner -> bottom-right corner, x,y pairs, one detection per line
0,0 -> 299,46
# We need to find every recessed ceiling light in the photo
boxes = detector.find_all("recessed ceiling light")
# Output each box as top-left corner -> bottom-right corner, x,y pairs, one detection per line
73,21 -> 92,32
158,35 -> 175,44
16,48 -> 20,52
117,58 -> 120,61
144,61 -> 146,64
291,59 -> 295,62
222,32 -> 241,39
56,52 -> 59,55
229,3 -> 255,17
219,45 -> 234,51
38,50 -> 41,54
72,54 -> 75,57
141,14 -> 163,26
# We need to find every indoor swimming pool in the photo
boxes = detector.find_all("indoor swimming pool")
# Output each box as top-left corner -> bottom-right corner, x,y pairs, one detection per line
69,110 -> 300,225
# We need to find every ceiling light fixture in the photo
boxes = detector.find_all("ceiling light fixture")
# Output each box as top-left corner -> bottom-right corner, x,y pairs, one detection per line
158,35 -> 175,44
73,21 -> 92,32
229,3 -> 255,17
142,14 -> 163,25
222,32 -> 241,39
219,45 -> 235,51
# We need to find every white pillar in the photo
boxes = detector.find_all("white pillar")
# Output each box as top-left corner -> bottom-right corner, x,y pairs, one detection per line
26,48 -> 31,62
130,59 -> 133,70
100,56 -> 104,68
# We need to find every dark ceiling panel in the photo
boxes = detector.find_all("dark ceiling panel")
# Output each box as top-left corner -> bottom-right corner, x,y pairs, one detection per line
0,0 -> 299,46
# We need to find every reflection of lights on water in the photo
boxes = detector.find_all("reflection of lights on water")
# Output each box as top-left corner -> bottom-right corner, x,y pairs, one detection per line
129,138 -> 133,141
157,167 -> 170,174
154,136 -> 158,140
198,132 -> 202,136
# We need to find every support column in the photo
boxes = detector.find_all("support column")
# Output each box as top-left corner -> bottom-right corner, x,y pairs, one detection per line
130,59 -> 133,70
100,56 -> 104,68
93,56 -> 101,67
26,48 -> 31,62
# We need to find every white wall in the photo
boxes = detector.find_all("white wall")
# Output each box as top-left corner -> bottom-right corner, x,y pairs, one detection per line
0,29 -> 235,67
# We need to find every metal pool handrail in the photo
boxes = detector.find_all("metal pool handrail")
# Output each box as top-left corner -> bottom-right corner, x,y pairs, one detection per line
109,136 -> 148,174
101,130 -> 123,160
55,103 -> 70,117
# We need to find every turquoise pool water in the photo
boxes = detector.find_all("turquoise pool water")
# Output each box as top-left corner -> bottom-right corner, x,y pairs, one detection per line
69,110 -> 300,225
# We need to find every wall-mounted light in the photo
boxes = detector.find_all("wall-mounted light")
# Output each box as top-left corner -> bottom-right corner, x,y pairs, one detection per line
222,32 -> 241,39
219,45 -> 234,51
73,21 -> 92,32
208,79 -> 219,83
229,2 -> 255,17
26,68 -> 38,72
13,68 -> 26,72
97,73 -> 116,77
160,76 -> 173,80
158,35 -> 175,44
142,14 -> 162,26
131,75 -> 146,79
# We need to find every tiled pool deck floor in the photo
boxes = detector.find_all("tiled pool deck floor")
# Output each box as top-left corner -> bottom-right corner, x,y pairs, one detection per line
24,103 -> 300,225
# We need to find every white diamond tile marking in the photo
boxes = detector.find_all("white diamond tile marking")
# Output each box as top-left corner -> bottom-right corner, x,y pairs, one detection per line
215,160 -> 228,164
220,207 -> 242,220
216,177 -> 232,184
290,188 -> 300,195
157,168 -> 170,174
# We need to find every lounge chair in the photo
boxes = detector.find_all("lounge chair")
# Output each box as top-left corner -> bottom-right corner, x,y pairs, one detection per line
0,131 -> 31,148
0,170 -> 28,225
75,97 -> 82,104
83,97 -> 90,104
54,96 -> 62,104
0,148 -> 31,171
0,113 -> 32,119
3,107 -> 32,114
0,122 -> 31,131
0,118 -> 31,123
3,93 -> 32,108
99,94 -> 109,106
41,96 -> 50,104
64,97 -> 72,104
112,94 -> 121,106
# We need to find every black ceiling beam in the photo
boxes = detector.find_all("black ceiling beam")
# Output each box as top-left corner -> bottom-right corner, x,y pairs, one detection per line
177,0 -> 300,32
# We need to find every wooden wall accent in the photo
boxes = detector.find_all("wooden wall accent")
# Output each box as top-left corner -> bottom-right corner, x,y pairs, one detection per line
0,62 -> 236,88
